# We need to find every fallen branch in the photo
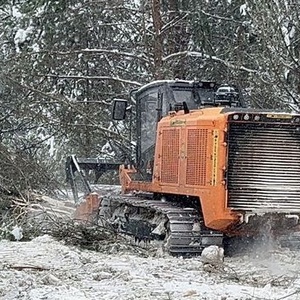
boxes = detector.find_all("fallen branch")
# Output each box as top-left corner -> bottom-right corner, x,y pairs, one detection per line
8,264 -> 50,271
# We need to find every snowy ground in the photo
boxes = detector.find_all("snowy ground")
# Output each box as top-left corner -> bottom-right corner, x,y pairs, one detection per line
1,235 -> 300,300
2,187 -> 300,299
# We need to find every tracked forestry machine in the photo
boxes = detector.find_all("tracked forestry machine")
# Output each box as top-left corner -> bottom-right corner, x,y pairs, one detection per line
67,80 -> 300,255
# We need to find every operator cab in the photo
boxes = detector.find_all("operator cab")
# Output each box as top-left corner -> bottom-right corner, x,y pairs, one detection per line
112,80 -> 245,179
134,80 -> 218,178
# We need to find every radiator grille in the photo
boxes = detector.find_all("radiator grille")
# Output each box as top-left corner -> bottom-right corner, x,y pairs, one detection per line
228,123 -> 300,211
186,129 -> 208,185
161,129 -> 180,184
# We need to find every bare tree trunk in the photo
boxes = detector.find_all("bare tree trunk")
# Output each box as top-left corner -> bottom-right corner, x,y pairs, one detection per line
152,0 -> 163,79
167,0 -> 190,79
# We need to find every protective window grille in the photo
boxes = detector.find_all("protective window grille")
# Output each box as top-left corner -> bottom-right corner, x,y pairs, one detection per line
161,129 -> 180,184
186,129 -> 208,186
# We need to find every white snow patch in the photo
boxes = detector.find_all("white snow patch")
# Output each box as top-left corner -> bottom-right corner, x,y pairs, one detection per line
35,4 -> 46,17
282,20 -> 295,47
31,42 -> 40,52
0,236 -> 299,299
240,3 -> 248,16
14,26 -> 34,53
28,286 -> 88,300
47,136 -> 55,157
100,141 -> 114,159
12,6 -> 22,18
284,69 -> 290,80
10,225 -> 23,241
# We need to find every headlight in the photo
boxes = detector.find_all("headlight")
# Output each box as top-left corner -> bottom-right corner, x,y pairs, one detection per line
243,114 -> 250,121
254,115 -> 260,121
233,114 -> 239,120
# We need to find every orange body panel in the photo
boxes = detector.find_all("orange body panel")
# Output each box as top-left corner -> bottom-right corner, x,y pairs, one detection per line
120,107 -> 240,233
73,192 -> 101,224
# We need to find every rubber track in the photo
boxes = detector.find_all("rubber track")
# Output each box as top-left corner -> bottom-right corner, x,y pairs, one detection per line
110,195 -> 223,255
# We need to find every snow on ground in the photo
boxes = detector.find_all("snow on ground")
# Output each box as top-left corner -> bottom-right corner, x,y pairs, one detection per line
1,235 -> 300,300
2,188 -> 300,299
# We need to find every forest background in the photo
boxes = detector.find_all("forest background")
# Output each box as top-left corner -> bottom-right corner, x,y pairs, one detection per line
0,0 -> 299,197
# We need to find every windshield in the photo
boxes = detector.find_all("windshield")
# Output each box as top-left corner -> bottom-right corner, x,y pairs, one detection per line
197,89 -> 214,104
173,90 -> 193,103
172,88 -> 215,108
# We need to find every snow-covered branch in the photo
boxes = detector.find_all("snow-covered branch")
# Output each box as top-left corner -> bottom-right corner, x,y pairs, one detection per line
162,51 -> 259,74
39,74 -> 142,87
38,49 -> 149,63
199,9 -> 244,24
4,76 -> 132,143
160,14 -> 189,36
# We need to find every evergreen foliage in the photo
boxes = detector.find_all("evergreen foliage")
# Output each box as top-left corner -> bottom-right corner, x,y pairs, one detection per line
0,0 -> 299,195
